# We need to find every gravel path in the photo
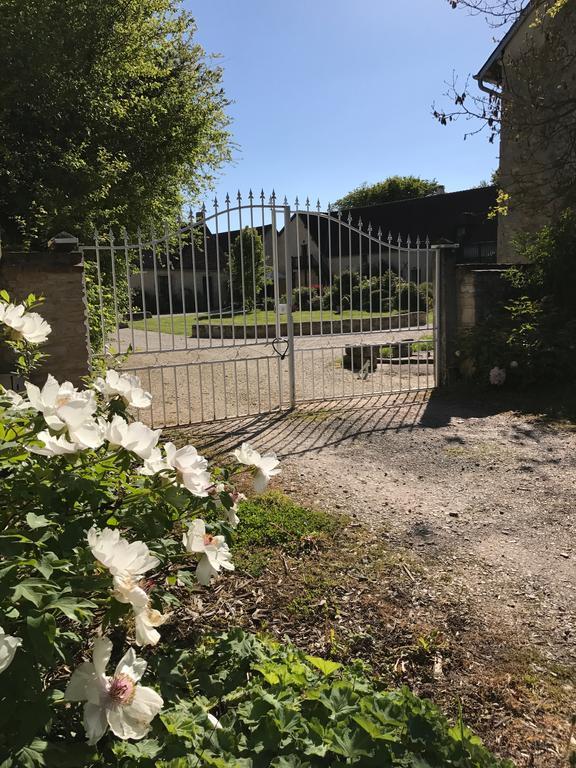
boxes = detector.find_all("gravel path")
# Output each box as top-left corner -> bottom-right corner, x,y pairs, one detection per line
184,390 -> 576,672
119,327 -> 433,426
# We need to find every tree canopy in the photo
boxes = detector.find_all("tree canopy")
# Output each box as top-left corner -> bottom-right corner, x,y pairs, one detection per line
228,228 -> 266,310
334,176 -> 442,210
0,0 -> 231,247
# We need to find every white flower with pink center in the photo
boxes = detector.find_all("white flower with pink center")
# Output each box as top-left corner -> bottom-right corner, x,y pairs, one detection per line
182,519 -> 234,585
94,370 -> 152,409
102,415 -> 161,460
87,527 -> 159,610
0,302 -> 51,344
232,442 -> 280,492
65,637 -> 163,744
489,366 -> 506,386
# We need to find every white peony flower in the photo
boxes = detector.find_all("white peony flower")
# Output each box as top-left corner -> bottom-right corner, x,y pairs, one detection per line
25,375 -> 101,447
164,442 -> 212,496
0,625 -> 22,674
207,712 -> 223,730
65,637 -> 163,744
94,370 -> 152,409
182,519 -> 234,585
18,312 -> 52,344
87,527 -> 159,609
134,604 -> 169,647
102,415 -> 160,460
28,430 -> 80,456
489,366 -> 506,386
138,447 -> 171,476
232,442 -> 281,492
0,303 -> 51,344
510,360 -> 519,369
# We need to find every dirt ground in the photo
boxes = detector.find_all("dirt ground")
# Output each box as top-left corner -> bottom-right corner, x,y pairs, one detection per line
173,388 -> 576,766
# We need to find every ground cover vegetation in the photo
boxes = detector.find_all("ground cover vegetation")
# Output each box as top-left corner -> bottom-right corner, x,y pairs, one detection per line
0,295 -> 517,766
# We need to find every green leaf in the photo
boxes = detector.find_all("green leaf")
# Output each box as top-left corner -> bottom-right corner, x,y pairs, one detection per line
12,579 -> 58,607
26,513 -> 52,530
46,595 -> 97,622
305,655 -> 342,676
26,614 -> 57,664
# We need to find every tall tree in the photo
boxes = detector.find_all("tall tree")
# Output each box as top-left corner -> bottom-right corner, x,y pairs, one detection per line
228,228 -> 265,311
0,0 -> 231,246
334,176 -> 442,210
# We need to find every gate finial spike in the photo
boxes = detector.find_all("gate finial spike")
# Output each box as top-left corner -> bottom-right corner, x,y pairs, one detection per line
236,190 -> 242,202
416,235 -> 421,247
225,192 -> 230,205
248,189 -> 254,201
406,234 -> 412,247
270,189 -> 276,202
108,227 -> 115,243
316,198 -> 321,211
397,233 -> 402,246
213,195 -> 219,209
358,216 -> 363,230
121,225 -> 128,240
294,195 -> 299,208
305,197 -> 310,209
377,226 -> 382,239
367,222 -> 372,235
337,209 -> 342,220
260,189 -> 265,202
388,231 -> 392,243
93,227 -> 99,240
425,235 -> 430,247
327,202 -> 332,213
283,195 -> 288,206
347,211 -> 352,224
201,201 -> 207,213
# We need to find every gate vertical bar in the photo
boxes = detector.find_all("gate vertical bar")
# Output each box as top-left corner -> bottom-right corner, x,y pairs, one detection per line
433,245 -> 442,387
283,201 -> 296,408
270,194 -> 283,407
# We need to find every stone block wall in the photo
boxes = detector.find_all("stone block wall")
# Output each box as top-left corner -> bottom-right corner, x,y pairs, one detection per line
0,250 -> 90,386
437,252 -> 513,384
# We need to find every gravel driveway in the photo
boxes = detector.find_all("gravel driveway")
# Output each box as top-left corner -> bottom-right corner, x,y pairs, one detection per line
184,390 -> 576,673
119,327 -> 433,426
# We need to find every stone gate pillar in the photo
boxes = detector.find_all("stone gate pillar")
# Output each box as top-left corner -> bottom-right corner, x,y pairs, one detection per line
0,239 -> 90,387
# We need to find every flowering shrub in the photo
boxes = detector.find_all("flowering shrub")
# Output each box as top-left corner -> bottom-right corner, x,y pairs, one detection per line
0,294 -> 280,764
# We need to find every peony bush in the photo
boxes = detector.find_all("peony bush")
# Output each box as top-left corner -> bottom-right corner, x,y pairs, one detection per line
0,294 -> 280,764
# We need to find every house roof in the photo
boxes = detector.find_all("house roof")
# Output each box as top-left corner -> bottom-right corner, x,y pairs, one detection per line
474,1 -> 535,85
302,186 -> 498,251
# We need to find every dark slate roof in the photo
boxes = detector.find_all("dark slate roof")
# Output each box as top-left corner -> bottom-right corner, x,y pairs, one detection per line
299,186 -> 498,253
139,223 -> 273,270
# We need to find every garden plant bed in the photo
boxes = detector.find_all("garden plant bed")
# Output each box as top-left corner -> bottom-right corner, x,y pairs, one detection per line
175,388 -> 576,767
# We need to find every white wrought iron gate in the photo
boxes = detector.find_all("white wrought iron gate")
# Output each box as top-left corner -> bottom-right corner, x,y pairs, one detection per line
81,191 -> 437,427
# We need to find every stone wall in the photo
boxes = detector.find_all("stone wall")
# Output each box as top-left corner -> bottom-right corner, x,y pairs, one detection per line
438,251 -> 512,383
0,250 -> 90,386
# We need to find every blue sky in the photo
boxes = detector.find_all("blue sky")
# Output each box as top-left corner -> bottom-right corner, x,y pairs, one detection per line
187,0 -> 502,207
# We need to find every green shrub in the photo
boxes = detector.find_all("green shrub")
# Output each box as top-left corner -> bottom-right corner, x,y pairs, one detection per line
456,209 -> 576,387
292,286 -> 321,311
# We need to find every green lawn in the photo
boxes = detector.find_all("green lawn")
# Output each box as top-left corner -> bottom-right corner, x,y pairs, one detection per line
132,308 -> 403,335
